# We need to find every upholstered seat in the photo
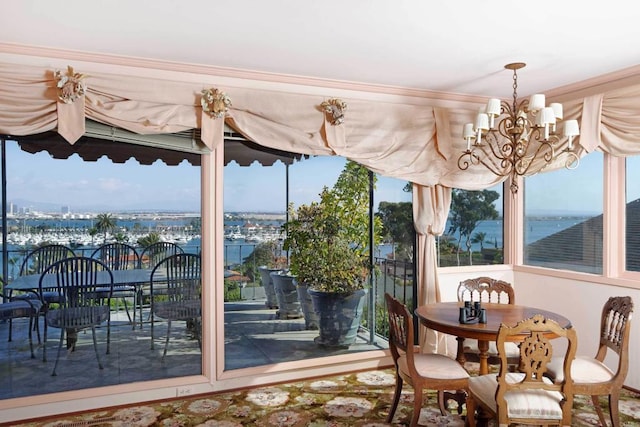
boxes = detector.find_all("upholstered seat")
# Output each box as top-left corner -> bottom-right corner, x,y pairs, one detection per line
384,293 -> 470,427
466,314 -> 577,427
546,296 -> 633,427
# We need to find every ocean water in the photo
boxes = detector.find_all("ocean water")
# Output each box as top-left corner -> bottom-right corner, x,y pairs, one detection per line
1,216 -> 593,276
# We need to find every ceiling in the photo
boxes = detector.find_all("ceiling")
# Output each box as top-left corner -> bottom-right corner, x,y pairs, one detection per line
2,1 -> 640,100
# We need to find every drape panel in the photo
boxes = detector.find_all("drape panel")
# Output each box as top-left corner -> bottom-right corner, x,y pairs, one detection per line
3,60 -> 640,354
413,183 -> 452,355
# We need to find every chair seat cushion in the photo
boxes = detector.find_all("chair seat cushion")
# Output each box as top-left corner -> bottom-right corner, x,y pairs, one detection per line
464,339 -> 520,358
546,355 -> 614,384
398,353 -> 470,380
46,306 -> 110,329
0,300 -> 42,320
154,300 -> 201,321
469,372 -> 564,420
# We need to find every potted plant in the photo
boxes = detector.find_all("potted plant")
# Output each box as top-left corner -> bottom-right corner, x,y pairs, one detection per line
283,161 -> 382,347
254,240 -> 288,309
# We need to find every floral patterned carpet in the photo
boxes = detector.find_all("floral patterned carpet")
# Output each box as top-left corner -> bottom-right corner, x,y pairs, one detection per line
11,369 -> 640,427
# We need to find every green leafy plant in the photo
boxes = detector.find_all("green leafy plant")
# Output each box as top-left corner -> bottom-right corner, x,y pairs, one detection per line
283,161 -> 382,294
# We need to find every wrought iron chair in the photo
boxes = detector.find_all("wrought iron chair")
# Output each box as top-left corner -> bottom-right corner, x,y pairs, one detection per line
10,244 -> 75,338
139,241 -> 184,269
91,242 -> 140,325
41,257 -> 114,376
150,253 -> 201,361
138,242 -> 184,325
457,276 -> 519,368
466,314 -> 578,427
0,277 -> 41,358
546,296 -> 634,427
384,293 -> 470,426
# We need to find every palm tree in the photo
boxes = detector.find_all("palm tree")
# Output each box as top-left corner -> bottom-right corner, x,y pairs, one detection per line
137,232 -> 162,248
471,231 -> 487,250
95,213 -> 117,243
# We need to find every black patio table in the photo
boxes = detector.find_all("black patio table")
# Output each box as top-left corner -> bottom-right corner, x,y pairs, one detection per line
6,269 -> 154,330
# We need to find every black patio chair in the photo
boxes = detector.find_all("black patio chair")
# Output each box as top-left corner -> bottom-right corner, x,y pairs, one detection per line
138,242 -> 184,325
0,277 -> 41,358
91,243 -> 140,325
10,244 -> 75,339
41,257 -> 114,376
150,253 -> 201,361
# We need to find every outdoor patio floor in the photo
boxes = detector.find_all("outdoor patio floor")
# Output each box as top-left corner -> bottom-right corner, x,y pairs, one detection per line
0,298 -> 386,400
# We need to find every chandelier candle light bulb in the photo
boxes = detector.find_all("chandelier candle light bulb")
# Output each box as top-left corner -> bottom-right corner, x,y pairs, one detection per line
458,62 -> 580,194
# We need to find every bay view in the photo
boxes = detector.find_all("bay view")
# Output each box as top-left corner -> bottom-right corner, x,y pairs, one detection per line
2,209 -> 594,277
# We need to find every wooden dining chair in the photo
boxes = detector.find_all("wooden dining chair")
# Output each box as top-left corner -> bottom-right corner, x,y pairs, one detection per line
545,296 -> 634,427
384,293 -> 470,426
466,314 -> 578,427
457,276 -> 519,368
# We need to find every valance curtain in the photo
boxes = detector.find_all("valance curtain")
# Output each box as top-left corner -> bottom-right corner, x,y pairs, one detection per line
3,60 -> 640,352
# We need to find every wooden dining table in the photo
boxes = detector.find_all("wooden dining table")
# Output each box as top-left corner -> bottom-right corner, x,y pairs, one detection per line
415,301 -> 572,376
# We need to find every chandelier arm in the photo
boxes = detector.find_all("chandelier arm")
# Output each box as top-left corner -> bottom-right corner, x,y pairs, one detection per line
472,145 -> 510,176
514,137 -> 556,176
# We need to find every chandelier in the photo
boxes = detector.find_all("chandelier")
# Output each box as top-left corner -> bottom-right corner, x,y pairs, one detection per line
458,63 -> 580,194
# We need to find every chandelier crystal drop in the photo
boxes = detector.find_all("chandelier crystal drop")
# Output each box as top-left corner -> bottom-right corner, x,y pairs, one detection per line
458,63 -> 580,194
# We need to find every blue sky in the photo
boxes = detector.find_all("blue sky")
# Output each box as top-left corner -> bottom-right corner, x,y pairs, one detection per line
5,139 -> 638,215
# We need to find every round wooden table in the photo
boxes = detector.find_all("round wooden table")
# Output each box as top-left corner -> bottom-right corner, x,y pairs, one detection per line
415,302 -> 572,375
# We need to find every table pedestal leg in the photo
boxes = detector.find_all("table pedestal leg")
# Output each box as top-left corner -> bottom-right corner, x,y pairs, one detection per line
477,340 -> 489,375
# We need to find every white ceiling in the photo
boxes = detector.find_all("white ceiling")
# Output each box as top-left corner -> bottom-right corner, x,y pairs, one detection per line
2,0 -> 640,99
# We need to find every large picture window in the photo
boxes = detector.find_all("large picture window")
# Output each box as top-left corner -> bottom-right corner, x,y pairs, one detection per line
524,152 -> 604,274
626,156 -> 640,272
439,184 -> 504,267
1,137 -> 201,400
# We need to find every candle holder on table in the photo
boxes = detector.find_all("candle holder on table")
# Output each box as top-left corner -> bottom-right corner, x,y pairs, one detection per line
459,301 -> 487,324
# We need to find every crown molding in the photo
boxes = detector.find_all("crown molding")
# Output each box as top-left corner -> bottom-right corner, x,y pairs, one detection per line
0,42 -> 485,107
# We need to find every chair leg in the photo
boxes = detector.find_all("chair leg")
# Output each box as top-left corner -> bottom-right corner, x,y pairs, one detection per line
8,318 -> 13,342
51,329 -> 65,376
106,316 -> 111,355
591,395 -> 609,427
42,320 -> 48,363
162,320 -> 172,361
27,315 -> 35,359
386,374 -> 403,423
608,392 -> 621,427
150,311 -> 155,350
410,386 -> 423,427
91,326 -> 104,370
465,393 -> 477,427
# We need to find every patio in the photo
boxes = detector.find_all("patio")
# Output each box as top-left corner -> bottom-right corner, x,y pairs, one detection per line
0,298 -> 386,400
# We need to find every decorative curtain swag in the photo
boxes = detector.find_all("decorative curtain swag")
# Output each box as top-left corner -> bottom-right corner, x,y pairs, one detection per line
200,88 -> 231,150
55,65 -> 87,144
321,98 -> 347,125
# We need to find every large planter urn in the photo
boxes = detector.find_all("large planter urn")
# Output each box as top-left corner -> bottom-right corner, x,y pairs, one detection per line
270,271 -> 303,319
308,288 -> 368,348
258,266 -> 280,309
294,279 -> 319,330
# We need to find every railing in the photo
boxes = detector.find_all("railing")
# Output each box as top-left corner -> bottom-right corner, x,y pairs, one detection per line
2,244 -> 415,342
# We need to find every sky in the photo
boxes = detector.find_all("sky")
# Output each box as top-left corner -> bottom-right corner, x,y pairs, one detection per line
4,139 -> 639,215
